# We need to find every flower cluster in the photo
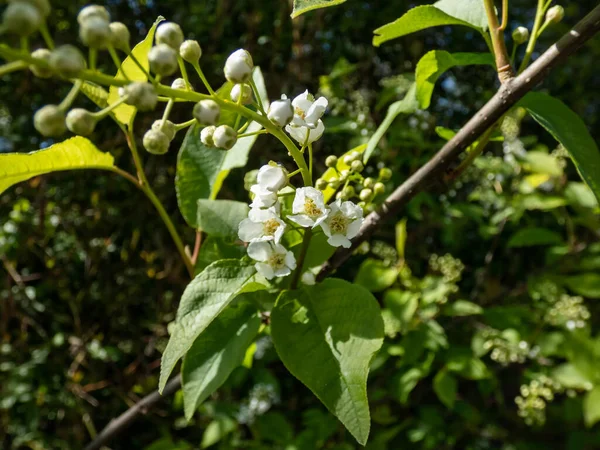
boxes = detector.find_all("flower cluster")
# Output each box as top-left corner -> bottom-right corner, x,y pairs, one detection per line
238,163 -> 364,282
515,375 -> 563,427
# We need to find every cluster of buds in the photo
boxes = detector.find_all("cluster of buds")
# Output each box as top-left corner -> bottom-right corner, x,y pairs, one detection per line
544,294 -> 590,330
428,253 -> 465,284
480,328 -> 531,366
237,163 -> 364,281
515,375 -> 563,426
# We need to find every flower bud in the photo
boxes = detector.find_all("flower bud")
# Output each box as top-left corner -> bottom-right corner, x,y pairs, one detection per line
2,2 -> 42,36
373,182 -> 386,195
78,5 -> 110,25
351,160 -> 364,173
512,26 -> 529,45
379,167 -> 392,180
143,129 -> 170,155
315,178 -> 328,190
66,108 -> 97,136
359,188 -> 373,202
109,22 -> 130,52
80,16 -> 111,48
10,0 -> 51,18
213,125 -> 237,150
179,39 -> 201,63
339,169 -> 349,180
363,177 -> 374,189
267,98 -> 293,127
342,185 -> 355,199
148,44 -> 178,76
231,84 -> 253,105
224,49 -> 253,83
34,105 -> 66,137
156,22 -> 184,50
193,99 -> 220,125
171,78 -> 193,90
201,125 -> 216,147
325,155 -> 338,167
152,119 -> 176,141
120,82 -> 158,111
546,5 -> 564,23
328,178 -> 341,189
336,192 -> 343,200
29,48 -> 53,78
49,45 -> 86,78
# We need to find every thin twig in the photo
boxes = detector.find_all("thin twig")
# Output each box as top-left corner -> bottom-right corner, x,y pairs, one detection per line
317,4 -> 600,281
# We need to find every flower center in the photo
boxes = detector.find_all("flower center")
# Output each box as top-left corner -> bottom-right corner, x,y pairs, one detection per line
268,252 -> 286,270
329,212 -> 349,234
263,219 -> 280,236
304,198 -> 322,218
294,106 -> 306,119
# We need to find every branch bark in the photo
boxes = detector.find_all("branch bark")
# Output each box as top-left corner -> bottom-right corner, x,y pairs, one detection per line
318,4 -> 600,281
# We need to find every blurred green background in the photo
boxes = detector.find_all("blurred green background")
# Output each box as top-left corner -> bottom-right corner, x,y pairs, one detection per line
1,1 -> 600,449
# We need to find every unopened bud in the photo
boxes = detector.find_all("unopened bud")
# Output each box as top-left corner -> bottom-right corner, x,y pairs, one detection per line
179,40 -> 201,63
66,108 -> 97,136
193,99 -> 220,125
359,188 -> 372,202
373,182 -> 386,195
325,155 -> 338,168
49,45 -> 86,78
267,98 -> 293,127
342,185 -> 355,199
512,26 -> 529,45
171,78 -> 193,90
80,16 -> 111,48
2,2 -> 42,36
29,48 -> 53,78
224,49 -> 253,83
546,5 -> 564,23
328,178 -> 341,189
78,5 -> 110,25
152,120 -> 176,141
351,160 -> 364,173
213,125 -> 237,150
200,125 -> 216,147
315,178 -> 328,190
11,0 -> 51,18
143,129 -> 170,155
109,22 -> 130,52
363,177 -> 374,189
231,84 -> 253,105
379,167 -> 392,180
34,105 -> 66,137
148,44 -> 178,76
120,82 -> 158,111
156,22 -> 184,50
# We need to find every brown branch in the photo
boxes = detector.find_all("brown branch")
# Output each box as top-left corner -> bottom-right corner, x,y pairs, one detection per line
318,4 -> 600,281
84,376 -> 181,450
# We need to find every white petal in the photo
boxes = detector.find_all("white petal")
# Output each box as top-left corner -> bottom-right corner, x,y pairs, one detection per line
328,234 -> 352,248
273,222 -> 286,244
341,200 -> 363,219
247,241 -> 272,262
320,220 -> 332,237
292,90 -> 312,110
291,116 -> 307,127
238,219 -> 265,242
308,120 -> 325,143
248,206 -> 277,222
304,187 -> 326,209
286,124 -> 312,145
255,262 -> 275,280
301,271 -> 316,285
304,97 -> 328,126
312,212 -> 329,228
291,188 -> 307,214
284,251 -> 297,270
346,218 -> 363,239
257,165 -> 287,192
272,243 -> 288,254
273,266 -> 292,278
250,185 -> 278,208
288,214 -> 315,228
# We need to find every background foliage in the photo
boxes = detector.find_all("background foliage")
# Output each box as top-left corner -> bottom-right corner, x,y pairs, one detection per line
1,0 -> 600,448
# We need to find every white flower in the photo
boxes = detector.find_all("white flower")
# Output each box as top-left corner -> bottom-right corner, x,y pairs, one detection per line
247,242 -> 296,280
286,120 -> 325,145
250,184 -> 278,208
301,271 -> 316,285
288,187 -> 329,228
224,49 -> 254,83
267,97 -> 294,127
319,199 -> 363,248
238,207 -> 286,244
257,165 -> 287,192
291,90 -> 328,129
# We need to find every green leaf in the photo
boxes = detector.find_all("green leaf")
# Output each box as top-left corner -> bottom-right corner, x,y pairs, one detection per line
444,300 -> 483,316
552,363 -> 594,390
383,289 -> 419,329
433,370 -> 457,409
373,3 -> 486,47
291,0 -> 347,18
519,92 -> 600,204
201,415 -> 237,448
0,137 -> 114,195
507,227 -> 563,247
584,387 -> 600,428
107,16 -> 164,124
395,218 -> 408,260
565,182 -> 599,209
562,273 -> 600,299
363,84 -> 418,163
355,259 -> 398,293
394,367 -> 427,404
159,259 -> 257,393
446,353 -> 490,380
271,279 -> 384,445
80,82 -> 109,108
416,51 -> 493,109
522,151 -> 563,177
182,302 -> 260,420
196,200 -> 249,238
320,143 -> 367,202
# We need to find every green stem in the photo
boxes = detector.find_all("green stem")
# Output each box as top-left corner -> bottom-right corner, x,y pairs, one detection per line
0,60 -> 27,77
89,48 -> 97,71
248,77 -> 266,115
39,22 -> 55,50
191,62 -> 215,96
234,93 -> 244,130
290,228 -> 313,289
483,0 -> 514,82
518,0 -> 549,73
287,168 -> 302,178
174,118 -> 196,131
308,144 -> 313,180
108,45 -> 129,81
127,51 -> 153,82
237,120 -> 251,134
92,95 -> 129,119
58,79 -> 83,111
177,55 -> 191,89
237,129 -> 267,139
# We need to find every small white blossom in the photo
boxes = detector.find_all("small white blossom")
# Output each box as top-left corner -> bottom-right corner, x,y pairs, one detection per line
301,271 -> 316,285
286,120 -> 324,145
291,90 -> 328,129
224,49 -> 254,83
319,199 -> 363,248
247,242 -> 296,280
238,207 -> 286,244
250,184 -> 278,208
288,187 -> 329,228
257,165 -> 287,192
267,97 -> 294,127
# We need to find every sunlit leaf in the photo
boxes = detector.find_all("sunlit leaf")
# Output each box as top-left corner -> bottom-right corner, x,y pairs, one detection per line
291,0 -> 346,18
